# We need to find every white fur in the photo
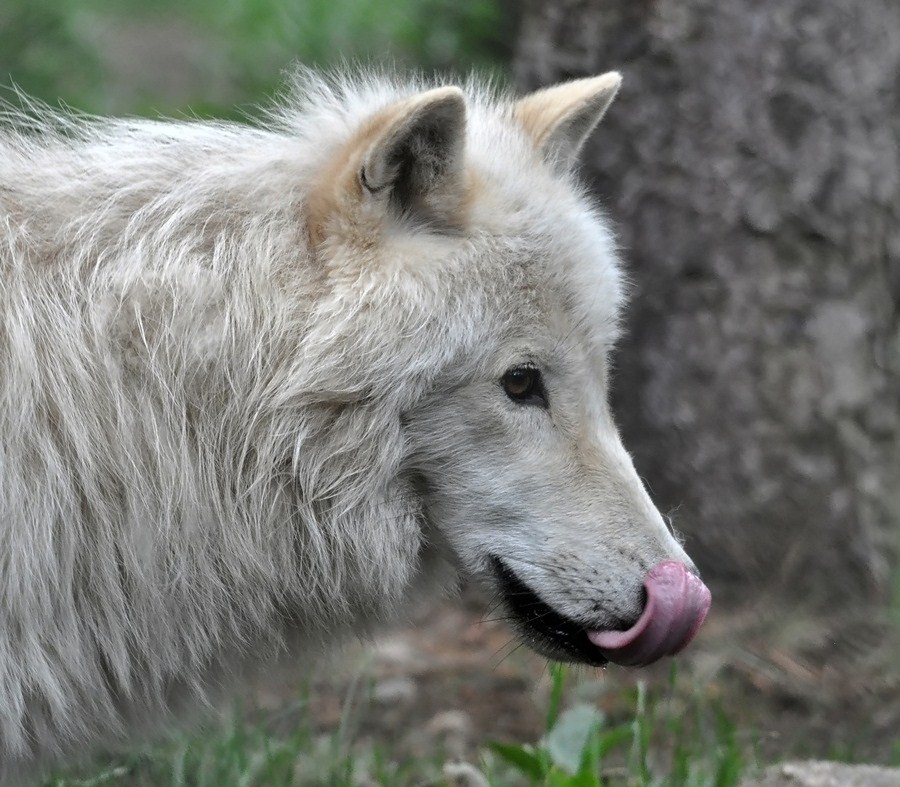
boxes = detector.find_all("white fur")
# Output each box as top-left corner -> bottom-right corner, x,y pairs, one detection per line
0,68 -> 692,781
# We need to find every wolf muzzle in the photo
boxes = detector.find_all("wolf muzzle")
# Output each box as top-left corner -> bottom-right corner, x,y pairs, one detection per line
493,557 -> 711,667
588,560 -> 711,667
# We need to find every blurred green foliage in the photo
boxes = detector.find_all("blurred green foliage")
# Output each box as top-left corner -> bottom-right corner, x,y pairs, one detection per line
0,0 -> 509,116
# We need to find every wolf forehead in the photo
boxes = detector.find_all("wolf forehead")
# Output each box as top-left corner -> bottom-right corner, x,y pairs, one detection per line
0,70 -> 625,355
291,70 -> 626,351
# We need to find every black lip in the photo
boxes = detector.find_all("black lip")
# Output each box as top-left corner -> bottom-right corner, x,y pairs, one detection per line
490,556 -> 608,667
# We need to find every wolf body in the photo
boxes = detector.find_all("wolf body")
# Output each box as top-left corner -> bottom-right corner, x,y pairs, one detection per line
0,70 -> 707,780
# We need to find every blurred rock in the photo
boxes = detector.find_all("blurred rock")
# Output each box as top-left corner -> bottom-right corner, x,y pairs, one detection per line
442,760 -> 491,787
742,760 -> 900,786
372,676 -> 417,705
426,710 -> 473,760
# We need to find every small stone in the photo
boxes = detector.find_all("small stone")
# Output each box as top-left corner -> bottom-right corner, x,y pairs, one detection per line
442,760 -> 490,787
426,710 -> 473,759
372,676 -> 416,705
741,760 -> 900,787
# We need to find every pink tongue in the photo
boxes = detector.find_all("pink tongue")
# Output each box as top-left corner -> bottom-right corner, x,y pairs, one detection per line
587,561 -> 711,667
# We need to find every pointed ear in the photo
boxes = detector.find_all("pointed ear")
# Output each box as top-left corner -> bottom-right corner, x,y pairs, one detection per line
514,72 -> 622,170
360,86 -> 467,228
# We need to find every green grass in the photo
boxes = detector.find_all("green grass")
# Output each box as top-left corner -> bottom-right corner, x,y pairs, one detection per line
46,664 -> 753,787
484,665 -> 749,787
44,693 -> 442,787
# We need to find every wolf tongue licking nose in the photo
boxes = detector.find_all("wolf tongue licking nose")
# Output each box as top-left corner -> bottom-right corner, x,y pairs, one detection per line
588,561 -> 711,667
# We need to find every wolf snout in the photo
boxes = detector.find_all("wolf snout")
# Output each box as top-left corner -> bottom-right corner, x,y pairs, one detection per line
587,561 -> 711,667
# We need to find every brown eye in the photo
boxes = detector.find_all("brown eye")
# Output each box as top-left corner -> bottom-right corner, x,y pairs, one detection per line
502,365 -> 548,408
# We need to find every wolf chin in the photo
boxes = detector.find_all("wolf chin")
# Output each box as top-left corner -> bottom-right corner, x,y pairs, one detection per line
0,69 -> 710,780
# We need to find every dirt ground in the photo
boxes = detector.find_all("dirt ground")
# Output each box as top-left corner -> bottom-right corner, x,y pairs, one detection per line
248,588 -> 900,771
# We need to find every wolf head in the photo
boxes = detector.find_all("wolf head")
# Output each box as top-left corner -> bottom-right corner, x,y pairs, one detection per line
295,72 -> 710,667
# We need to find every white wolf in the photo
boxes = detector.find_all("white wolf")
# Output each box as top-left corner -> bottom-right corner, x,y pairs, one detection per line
0,69 -> 710,780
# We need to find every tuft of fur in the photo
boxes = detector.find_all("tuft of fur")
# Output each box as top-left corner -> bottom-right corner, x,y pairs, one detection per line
0,68 -> 693,781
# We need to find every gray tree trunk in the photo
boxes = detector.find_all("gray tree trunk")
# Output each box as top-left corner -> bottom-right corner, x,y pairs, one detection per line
513,0 -> 900,604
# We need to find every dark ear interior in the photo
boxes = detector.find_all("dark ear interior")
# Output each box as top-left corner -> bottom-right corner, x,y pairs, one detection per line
360,87 -> 467,228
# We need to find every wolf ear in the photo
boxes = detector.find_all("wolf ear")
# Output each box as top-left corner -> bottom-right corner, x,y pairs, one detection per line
360,86 -> 467,228
514,72 -> 622,170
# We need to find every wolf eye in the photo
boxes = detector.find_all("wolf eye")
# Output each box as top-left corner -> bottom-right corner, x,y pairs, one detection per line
502,365 -> 548,408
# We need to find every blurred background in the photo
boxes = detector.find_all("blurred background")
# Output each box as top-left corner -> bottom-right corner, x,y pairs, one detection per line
3,0 -> 898,783
0,0 -> 510,115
